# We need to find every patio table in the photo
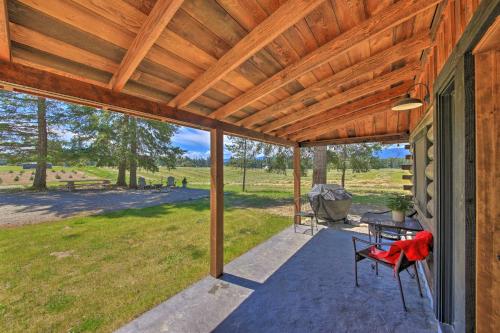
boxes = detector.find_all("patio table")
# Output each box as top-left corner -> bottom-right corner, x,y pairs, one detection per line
360,211 -> 423,243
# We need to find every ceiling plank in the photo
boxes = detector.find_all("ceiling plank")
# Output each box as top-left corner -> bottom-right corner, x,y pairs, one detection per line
208,0 -> 441,120
0,61 -> 294,146
109,0 -> 184,92
167,0 -> 326,108
258,62 -> 420,133
275,81 -> 413,137
237,33 -> 432,128
0,0 -> 10,61
291,100 -> 396,142
299,132 -> 409,147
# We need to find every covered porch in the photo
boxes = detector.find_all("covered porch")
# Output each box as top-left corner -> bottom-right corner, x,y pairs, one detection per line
116,226 -> 437,333
0,0 -> 498,332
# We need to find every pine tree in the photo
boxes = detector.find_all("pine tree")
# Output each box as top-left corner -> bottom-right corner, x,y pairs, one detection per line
0,91 -> 66,190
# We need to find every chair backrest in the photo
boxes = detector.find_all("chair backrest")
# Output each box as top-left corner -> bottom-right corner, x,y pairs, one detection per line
138,177 -> 146,186
167,176 -> 175,186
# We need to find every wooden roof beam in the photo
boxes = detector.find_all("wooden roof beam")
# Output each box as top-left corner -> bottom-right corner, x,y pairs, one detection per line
299,133 -> 409,147
290,100 -> 396,142
258,62 -> 420,133
168,0 -> 326,108
275,81 -> 413,137
0,0 -> 11,62
209,0 -> 441,120
109,0 -> 184,92
0,62 -> 294,146
237,34 -> 432,128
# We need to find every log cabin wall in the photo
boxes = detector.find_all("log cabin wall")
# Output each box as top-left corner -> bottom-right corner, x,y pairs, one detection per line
407,0 -> 481,292
407,1 -> 498,331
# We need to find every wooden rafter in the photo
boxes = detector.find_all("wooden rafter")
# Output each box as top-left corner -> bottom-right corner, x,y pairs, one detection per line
0,62 -> 294,146
258,62 -> 420,133
291,100 -> 396,142
275,81 -> 413,138
109,0 -> 184,92
237,34 -> 432,128
167,0 -> 325,108
299,132 -> 409,147
208,0 -> 441,120
0,0 -> 10,62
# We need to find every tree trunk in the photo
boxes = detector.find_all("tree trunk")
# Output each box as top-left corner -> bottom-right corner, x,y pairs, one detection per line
116,116 -> 128,187
129,117 -> 138,189
33,97 -> 48,190
312,146 -> 327,186
116,161 -> 127,186
242,139 -> 247,192
341,165 -> 346,188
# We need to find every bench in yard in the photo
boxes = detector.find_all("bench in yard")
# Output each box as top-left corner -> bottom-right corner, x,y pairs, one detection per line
60,179 -> 111,191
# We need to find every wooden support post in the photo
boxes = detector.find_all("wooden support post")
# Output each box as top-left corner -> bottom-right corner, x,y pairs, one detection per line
210,127 -> 224,278
293,146 -> 301,224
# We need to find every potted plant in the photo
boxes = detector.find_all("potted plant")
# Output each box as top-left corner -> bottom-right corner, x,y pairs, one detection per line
387,195 -> 412,222
182,177 -> 188,188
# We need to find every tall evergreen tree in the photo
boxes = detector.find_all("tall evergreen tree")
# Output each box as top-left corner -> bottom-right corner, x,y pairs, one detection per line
127,116 -> 183,188
0,91 -> 66,190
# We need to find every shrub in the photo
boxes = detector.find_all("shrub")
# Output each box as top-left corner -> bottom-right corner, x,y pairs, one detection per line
0,177 -> 3,185
61,169 -> 66,173
8,170 -> 13,174
13,176 -> 20,182
73,170 -> 77,174
68,175 -> 73,179
20,170 -> 25,175
29,176 -> 34,181
31,171 -> 35,175
387,195 -> 412,212
55,174 -> 61,179
82,175 -> 86,179
51,169 -> 56,173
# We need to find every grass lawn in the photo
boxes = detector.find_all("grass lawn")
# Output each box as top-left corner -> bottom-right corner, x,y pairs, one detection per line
0,191 -> 291,332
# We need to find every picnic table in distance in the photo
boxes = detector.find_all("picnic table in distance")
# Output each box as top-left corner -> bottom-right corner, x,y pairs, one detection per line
59,179 -> 111,191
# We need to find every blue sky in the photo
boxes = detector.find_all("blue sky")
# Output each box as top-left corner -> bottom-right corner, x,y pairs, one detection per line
172,126 -> 408,159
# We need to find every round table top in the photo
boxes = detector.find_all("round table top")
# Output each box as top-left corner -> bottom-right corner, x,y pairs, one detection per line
360,211 -> 423,231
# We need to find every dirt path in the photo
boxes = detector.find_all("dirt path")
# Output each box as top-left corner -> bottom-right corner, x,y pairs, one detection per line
0,188 -> 209,227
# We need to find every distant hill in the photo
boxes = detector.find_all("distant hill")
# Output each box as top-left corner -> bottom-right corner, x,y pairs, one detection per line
376,147 -> 408,159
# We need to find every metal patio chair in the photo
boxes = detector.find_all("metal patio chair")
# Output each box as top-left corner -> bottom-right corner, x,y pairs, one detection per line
352,235 -> 424,312
294,194 -> 319,235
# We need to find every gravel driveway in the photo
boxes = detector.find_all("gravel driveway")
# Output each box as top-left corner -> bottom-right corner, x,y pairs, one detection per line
0,188 -> 209,227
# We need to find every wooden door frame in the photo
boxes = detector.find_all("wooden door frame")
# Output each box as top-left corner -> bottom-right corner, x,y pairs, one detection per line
433,1 -> 499,332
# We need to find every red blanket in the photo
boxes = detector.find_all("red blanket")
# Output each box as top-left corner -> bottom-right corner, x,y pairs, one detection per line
369,231 -> 433,265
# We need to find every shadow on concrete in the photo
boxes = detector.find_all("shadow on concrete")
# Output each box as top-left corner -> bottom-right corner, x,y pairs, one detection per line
212,229 -> 437,333
116,228 -> 437,333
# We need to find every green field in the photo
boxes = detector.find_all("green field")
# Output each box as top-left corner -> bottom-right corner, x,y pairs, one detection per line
0,166 -> 408,206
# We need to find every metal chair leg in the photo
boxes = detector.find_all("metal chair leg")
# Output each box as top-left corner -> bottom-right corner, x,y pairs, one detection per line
414,264 -> 423,297
354,260 -> 359,287
396,273 -> 407,312
375,262 -> 379,276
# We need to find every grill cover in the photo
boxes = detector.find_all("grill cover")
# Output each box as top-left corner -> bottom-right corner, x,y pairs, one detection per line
308,184 -> 352,221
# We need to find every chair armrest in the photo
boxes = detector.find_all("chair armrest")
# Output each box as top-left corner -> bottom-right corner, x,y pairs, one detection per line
352,236 -> 394,247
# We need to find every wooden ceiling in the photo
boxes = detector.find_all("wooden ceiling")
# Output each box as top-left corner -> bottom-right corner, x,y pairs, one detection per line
0,0 -> 443,146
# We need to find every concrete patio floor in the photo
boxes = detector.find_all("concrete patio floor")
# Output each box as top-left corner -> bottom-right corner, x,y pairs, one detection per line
116,226 -> 438,333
